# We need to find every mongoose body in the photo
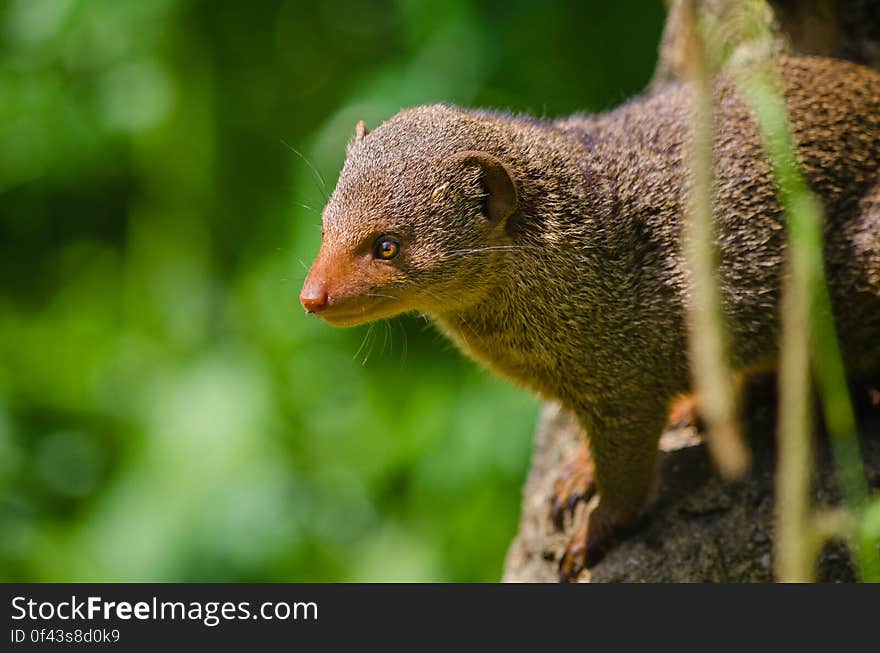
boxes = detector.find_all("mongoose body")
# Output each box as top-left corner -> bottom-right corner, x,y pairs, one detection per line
300,56 -> 880,578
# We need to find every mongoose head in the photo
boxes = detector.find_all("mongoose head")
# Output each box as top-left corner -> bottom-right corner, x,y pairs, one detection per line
300,104 -> 519,326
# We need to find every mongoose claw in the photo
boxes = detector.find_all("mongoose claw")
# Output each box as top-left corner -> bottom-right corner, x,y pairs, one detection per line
549,441 -> 596,531
557,502 -> 617,582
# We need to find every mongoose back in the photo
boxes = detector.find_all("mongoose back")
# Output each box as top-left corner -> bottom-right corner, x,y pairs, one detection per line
300,56 -> 880,580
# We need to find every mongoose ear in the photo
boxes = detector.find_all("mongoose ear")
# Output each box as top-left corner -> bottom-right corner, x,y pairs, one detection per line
448,150 -> 518,226
346,120 -> 370,154
354,120 -> 369,142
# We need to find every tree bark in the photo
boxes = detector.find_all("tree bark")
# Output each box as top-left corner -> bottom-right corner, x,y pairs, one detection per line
502,0 -> 880,583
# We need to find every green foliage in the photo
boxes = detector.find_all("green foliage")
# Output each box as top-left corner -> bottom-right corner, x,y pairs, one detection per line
0,0 -> 662,581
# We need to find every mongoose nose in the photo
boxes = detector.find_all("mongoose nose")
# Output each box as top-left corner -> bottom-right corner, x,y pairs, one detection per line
300,283 -> 329,313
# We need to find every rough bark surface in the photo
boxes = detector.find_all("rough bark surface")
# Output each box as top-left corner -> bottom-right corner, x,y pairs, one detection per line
502,0 -> 880,583
503,396 -> 880,582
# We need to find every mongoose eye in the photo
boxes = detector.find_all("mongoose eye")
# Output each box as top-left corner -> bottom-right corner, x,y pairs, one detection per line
374,237 -> 399,260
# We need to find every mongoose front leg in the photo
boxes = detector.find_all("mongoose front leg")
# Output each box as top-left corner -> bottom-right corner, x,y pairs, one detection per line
550,395 -> 707,529
558,398 -> 668,581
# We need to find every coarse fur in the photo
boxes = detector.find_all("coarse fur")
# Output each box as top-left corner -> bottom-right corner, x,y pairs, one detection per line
301,56 -> 880,577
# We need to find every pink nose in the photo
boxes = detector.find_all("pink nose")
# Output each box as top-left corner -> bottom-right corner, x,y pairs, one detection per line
300,281 -> 328,313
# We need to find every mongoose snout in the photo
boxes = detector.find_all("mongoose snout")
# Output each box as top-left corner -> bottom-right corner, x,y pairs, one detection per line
300,238 -> 409,326
299,278 -> 328,313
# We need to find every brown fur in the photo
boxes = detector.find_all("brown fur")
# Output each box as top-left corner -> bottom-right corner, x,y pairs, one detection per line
301,56 -> 880,577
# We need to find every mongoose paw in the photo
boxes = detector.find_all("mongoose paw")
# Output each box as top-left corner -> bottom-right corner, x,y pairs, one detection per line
549,440 -> 596,531
557,501 -> 618,582
667,394 -> 704,431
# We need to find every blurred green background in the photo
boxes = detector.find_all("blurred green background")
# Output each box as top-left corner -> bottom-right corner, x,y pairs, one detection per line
0,0 -> 663,581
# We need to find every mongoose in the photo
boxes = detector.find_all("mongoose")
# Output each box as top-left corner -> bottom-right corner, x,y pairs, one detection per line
300,56 -> 880,580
